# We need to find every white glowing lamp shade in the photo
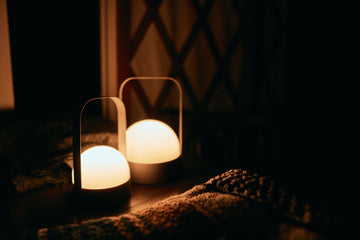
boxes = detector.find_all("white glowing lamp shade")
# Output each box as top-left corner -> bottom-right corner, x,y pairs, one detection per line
72,146 -> 130,190
126,119 -> 181,164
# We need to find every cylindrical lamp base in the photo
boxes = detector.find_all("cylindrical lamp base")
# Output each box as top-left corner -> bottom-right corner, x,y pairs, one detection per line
128,159 -> 181,184
69,180 -> 131,211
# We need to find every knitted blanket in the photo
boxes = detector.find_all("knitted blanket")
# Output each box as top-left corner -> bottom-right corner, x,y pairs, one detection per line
37,169 -> 327,240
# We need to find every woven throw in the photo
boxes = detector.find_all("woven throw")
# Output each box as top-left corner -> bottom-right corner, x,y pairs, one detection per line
37,169 -> 327,240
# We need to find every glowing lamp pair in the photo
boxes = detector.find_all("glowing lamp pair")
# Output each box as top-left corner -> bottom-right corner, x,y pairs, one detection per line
73,77 -> 182,197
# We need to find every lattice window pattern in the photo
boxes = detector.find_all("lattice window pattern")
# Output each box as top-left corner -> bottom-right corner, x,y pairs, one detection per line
120,0 -> 287,120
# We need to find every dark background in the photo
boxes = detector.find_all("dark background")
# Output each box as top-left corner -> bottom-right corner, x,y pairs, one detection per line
7,1 -> 359,113
7,0 -> 100,114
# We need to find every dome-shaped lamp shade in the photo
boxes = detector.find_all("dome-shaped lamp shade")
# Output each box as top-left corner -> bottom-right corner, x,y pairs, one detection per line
126,119 -> 180,164
72,146 -> 130,190
126,119 -> 181,184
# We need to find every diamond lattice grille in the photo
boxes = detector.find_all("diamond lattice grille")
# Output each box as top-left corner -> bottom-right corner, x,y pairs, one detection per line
121,0 -> 286,119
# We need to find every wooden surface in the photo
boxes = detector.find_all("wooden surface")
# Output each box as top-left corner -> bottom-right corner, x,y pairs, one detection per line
0,0 -> 15,111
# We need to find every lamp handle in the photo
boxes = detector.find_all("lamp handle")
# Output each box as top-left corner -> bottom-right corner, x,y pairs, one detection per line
119,77 -> 183,153
73,97 -> 127,191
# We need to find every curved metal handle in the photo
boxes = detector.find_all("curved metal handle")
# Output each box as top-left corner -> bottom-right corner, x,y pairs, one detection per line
73,97 -> 127,191
119,77 -> 183,153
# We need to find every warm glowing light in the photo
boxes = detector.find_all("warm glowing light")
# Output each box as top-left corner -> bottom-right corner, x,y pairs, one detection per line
126,119 -> 181,164
72,146 -> 130,190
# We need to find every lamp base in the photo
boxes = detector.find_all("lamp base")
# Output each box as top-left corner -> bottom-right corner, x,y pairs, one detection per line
128,158 -> 181,184
69,180 -> 131,211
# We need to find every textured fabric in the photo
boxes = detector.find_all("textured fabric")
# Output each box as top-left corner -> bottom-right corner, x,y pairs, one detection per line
37,169 -> 325,240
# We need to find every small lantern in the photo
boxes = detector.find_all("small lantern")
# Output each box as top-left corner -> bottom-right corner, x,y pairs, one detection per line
119,77 -> 182,184
72,97 -> 131,208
